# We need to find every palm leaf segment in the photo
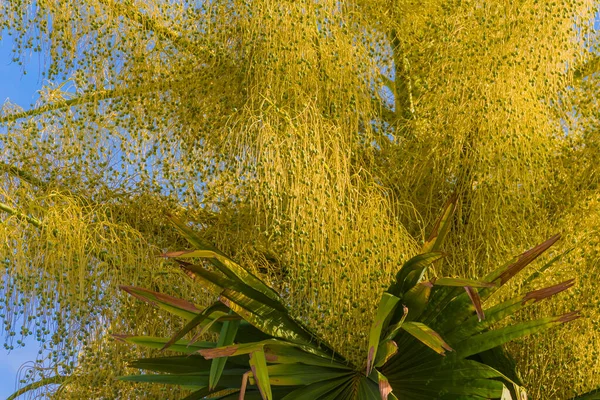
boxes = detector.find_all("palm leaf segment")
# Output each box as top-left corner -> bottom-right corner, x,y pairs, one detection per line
118,201 -> 579,399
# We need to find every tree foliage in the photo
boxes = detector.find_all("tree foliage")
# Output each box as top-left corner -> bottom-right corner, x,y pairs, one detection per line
112,205 -> 577,399
1,0 -> 599,398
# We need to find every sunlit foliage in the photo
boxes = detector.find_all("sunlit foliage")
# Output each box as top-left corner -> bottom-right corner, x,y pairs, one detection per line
1,0 -> 599,398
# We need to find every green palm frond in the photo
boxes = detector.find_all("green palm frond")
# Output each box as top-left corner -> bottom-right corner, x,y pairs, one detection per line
115,197 -> 578,399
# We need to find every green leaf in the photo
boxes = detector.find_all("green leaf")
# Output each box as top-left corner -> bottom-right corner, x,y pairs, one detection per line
384,359 -> 516,398
180,387 -> 230,400
260,364 -> 354,386
479,235 -> 561,300
433,277 -> 496,288
113,335 -> 215,354
200,340 -> 271,359
210,316 -> 240,389
215,388 -> 295,399
401,322 -> 453,355
573,387 -> 600,399
200,339 -> 349,369
373,370 -> 393,400
128,355 -> 213,374
165,214 -> 231,255
445,280 -> 576,344
249,350 -> 273,400
177,260 -> 287,312
118,374 -> 207,387
438,378 -> 505,397
421,193 -> 457,253
383,305 -> 408,342
357,375 -> 382,399
402,282 -> 432,322
120,285 -> 202,321
263,343 -> 350,369
383,359 -> 508,395
220,288 -> 287,320
219,291 -> 321,351
417,285 -> 465,327
118,371 -> 244,388
166,215 -> 281,304
264,371 -> 374,399
367,292 -> 400,375
418,285 -> 479,333
423,280 -> 495,334
388,252 -> 445,297
464,286 -> 485,322
374,340 -> 398,368
521,247 -> 574,286
188,314 -> 234,346
280,376 -> 353,400
175,260 -> 232,296
452,311 -> 580,359
474,346 -> 525,387
323,378 -> 361,400
162,301 -> 231,351
430,359 -> 510,381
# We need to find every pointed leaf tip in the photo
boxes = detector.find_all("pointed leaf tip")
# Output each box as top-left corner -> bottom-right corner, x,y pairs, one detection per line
249,350 -> 272,400
376,371 -> 392,400
161,302 -> 228,351
209,317 -> 240,389
434,277 -> 496,288
556,310 -> 580,323
111,334 -> 131,343
497,234 -> 561,285
161,250 -> 195,258
464,286 -> 485,321
366,293 -> 400,375
422,193 -> 458,253
374,340 -> 398,368
367,346 -> 376,375
239,371 -> 251,399
402,322 -> 453,355
199,345 -> 240,359
119,285 -> 201,317
522,279 -> 575,304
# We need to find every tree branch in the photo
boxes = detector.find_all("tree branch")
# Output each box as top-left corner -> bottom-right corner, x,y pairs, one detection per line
0,162 -> 48,189
0,87 -> 120,124
0,202 -> 43,228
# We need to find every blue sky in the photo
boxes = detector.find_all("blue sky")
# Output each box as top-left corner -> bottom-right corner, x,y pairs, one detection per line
0,38 -> 45,399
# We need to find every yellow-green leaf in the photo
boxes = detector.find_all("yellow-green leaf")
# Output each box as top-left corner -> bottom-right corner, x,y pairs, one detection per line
209,316 -> 240,389
249,350 -> 273,400
366,292 -> 400,375
401,321 -> 453,355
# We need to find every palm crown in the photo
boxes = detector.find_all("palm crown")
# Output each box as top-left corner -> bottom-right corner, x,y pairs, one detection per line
116,196 -> 579,399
